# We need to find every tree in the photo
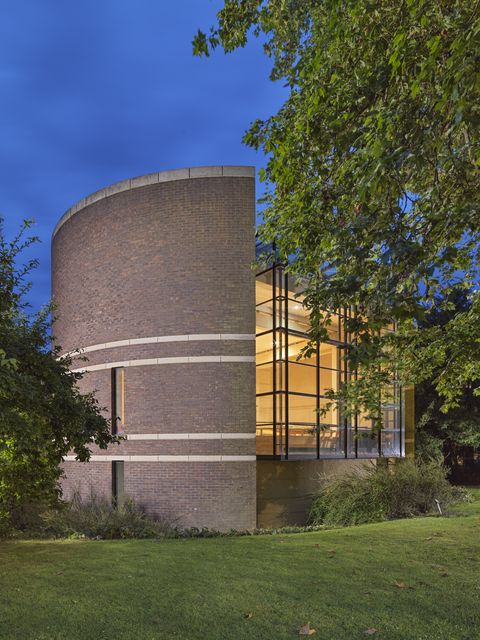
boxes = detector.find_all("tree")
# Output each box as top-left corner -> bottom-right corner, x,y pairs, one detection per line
414,288 -> 480,475
193,0 -> 480,423
0,221 -> 116,530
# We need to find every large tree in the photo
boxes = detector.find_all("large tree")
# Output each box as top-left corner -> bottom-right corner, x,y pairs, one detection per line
414,288 -> 480,471
194,0 -> 480,423
0,222 -> 115,530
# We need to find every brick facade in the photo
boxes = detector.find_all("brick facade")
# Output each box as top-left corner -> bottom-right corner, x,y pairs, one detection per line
52,167 -> 257,531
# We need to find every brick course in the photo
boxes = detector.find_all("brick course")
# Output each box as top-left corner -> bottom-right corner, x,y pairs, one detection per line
52,167 -> 257,530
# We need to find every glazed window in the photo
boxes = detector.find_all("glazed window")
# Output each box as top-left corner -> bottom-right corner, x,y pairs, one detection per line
112,461 -> 124,507
111,367 -> 125,435
255,262 -> 404,460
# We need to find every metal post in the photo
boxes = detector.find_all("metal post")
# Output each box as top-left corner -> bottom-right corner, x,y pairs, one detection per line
378,330 -> 382,457
272,266 -> 277,457
353,306 -> 359,459
399,384 -> 403,457
316,339 -> 320,459
285,271 -> 289,460
342,314 -> 348,458
111,368 -> 117,435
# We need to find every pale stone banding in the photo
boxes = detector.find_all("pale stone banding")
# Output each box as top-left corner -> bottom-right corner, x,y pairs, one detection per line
61,333 -> 255,359
63,455 -> 257,462
53,166 -> 258,530
53,165 -> 255,238
71,355 -> 255,374
125,433 -> 256,441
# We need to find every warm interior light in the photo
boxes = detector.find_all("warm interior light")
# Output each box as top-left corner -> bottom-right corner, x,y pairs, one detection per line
255,270 -> 402,459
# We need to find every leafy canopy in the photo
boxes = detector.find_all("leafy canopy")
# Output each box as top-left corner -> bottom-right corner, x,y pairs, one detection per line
194,0 -> 480,421
414,288 -> 480,464
0,222 -> 116,530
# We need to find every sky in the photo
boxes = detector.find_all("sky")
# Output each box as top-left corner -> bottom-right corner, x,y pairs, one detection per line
0,0 -> 285,311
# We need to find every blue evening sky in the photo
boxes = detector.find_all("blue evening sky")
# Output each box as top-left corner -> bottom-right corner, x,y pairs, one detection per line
0,0 -> 285,311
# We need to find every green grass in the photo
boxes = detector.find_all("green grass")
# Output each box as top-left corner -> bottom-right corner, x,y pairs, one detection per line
1,494 -> 479,640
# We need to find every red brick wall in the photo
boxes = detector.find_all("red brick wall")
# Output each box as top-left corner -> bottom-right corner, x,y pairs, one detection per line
61,461 -> 112,502
125,462 -> 256,530
52,168 -> 257,531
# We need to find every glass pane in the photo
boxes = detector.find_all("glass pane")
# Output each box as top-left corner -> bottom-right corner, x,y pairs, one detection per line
381,384 -> 397,406
382,430 -> 401,456
382,408 -> 398,430
256,269 -> 274,305
112,461 -> 125,506
347,426 -> 356,456
256,362 -> 272,394
319,426 -> 344,456
256,331 -> 274,365
321,312 -> 340,341
286,275 -> 307,298
275,423 -> 286,457
358,411 -> 372,429
274,334 -> 315,363
286,335 -> 308,360
256,268 -> 288,306
288,362 -> 317,396
113,367 -> 125,434
288,425 -> 317,459
319,343 -> 338,370
339,309 -> 349,342
256,362 -> 284,393
276,392 -> 286,426
275,296 -> 286,329
287,394 -> 317,424
256,394 -> 273,425
320,398 -> 339,426
256,424 -> 274,456
357,429 -> 379,456
256,301 -> 274,332
287,300 -> 311,333
320,367 -> 338,395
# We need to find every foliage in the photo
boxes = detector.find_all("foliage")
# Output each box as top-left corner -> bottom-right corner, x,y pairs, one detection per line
37,504 -> 328,539
37,492 -> 174,540
309,460 -> 466,527
414,288 -> 480,465
416,382 -> 480,465
4,488 -> 328,539
194,1 -> 480,422
0,221 -> 116,531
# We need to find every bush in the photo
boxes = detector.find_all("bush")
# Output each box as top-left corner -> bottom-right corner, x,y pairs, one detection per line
37,491 -> 175,539
2,490 -> 331,540
309,460 -> 468,527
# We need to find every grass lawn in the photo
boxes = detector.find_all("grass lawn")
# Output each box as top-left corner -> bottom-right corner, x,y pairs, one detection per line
0,491 -> 479,640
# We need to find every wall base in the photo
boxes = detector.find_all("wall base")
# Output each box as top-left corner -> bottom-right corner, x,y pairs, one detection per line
61,460 -> 257,532
257,459 -> 376,528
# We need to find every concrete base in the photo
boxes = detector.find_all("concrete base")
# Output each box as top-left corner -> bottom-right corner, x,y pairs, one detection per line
257,458 -> 376,528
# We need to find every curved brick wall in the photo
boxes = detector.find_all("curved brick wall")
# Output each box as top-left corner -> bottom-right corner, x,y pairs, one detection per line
52,166 -> 257,530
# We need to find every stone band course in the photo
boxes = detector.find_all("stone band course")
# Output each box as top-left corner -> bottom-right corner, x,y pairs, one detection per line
53,167 -> 256,530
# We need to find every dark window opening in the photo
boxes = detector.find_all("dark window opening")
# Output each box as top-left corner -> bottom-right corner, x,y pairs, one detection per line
112,461 -> 124,507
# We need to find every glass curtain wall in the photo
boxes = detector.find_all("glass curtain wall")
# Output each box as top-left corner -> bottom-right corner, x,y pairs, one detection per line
256,264 -> 404,460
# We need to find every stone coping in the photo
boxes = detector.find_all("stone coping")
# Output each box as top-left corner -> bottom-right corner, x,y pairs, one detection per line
52,165 -> 255,238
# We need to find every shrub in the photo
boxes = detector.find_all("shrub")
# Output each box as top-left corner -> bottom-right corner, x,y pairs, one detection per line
309,460 -> 468,527
37,491 -> 175,539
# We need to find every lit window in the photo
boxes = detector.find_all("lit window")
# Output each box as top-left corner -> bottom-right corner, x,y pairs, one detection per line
111,367 -> 125,435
